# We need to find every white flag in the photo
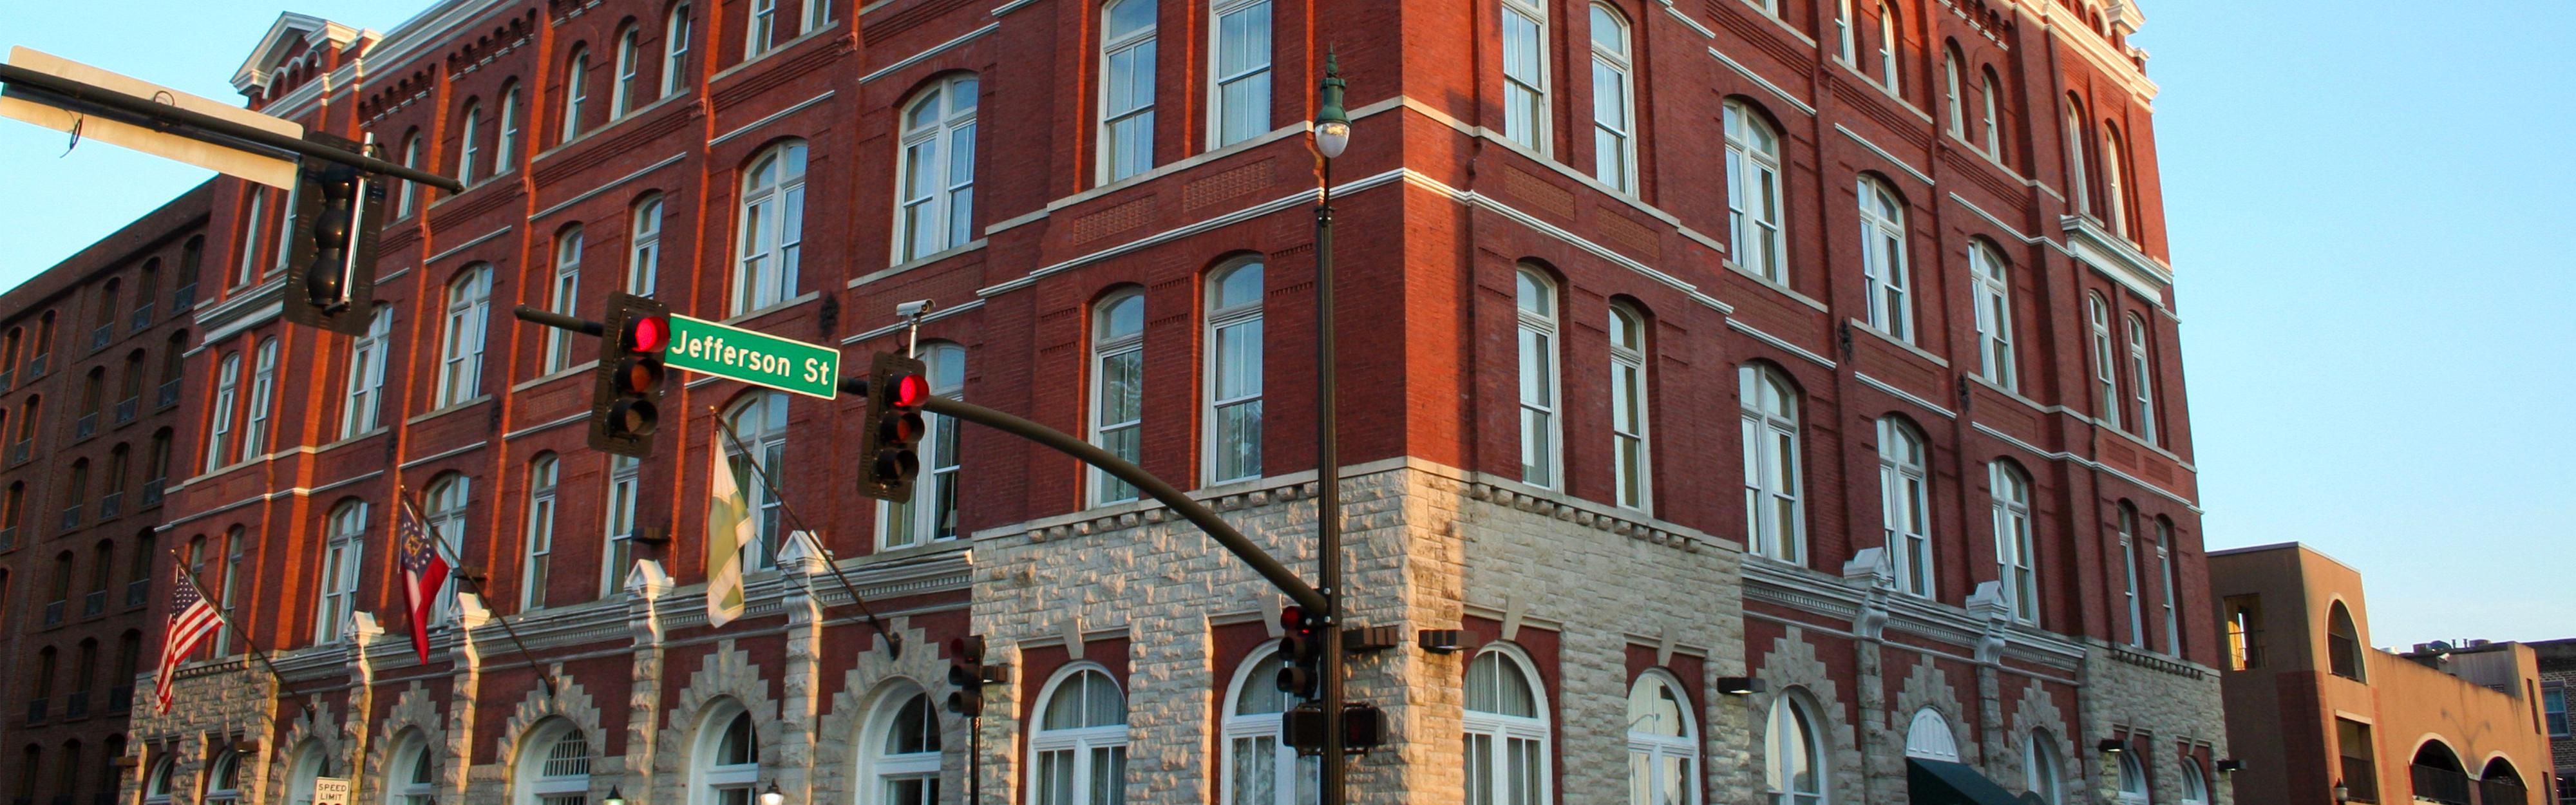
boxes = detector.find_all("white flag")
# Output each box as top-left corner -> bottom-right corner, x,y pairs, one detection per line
706,431 -> 754,627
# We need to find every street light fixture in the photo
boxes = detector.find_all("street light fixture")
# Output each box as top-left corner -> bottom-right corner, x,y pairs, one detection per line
760,782 -> 785,805
1315,55 -> 1350,160
2333,779 -> 2350,803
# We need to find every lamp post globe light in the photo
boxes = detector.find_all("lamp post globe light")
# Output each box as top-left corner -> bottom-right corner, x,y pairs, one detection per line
1312,50 -> 1352,805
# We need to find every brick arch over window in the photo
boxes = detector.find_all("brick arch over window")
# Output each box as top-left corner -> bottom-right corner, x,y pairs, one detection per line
814,617 -> 954,804
1751,625 -> 1864,797
1890,654 -> 1978,767
491,671 -> 606,799
650,638 -> 781,805
262,701 -> 342,805
361,682 -> 444,805
2004,677 -> 2075,794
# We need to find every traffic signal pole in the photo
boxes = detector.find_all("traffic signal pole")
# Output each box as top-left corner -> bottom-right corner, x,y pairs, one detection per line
0,62 -> 464,193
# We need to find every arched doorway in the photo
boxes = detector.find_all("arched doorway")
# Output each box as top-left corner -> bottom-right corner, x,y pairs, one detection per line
2478,757 -> 2528,805
2408,740 -> 2469,805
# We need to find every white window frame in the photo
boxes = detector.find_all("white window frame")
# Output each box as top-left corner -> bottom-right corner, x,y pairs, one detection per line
1875,3 -> 1900,92
1627,670 -> 1700,805
1204,260 -> 1264,486
1208,0 -> 1274,149
1904,708 -> 1959,762
1097,0 -> 1159,184
341,305 -> 390,437
1833,0 -> 1856,64
1765,695 -> 1828,805
1221,644 -> 1317,804
2157,518 -> 2180,657
1857,178 -> 1913,342
234,189 -> 266,286
424,475 -> 469,623
2126,314 -> 2157,444
1741,363 -> 1804,564
895,74 -> 980,263
547,229 -> 583,374
143,756 -> 175,805
690,703 -> 761,805
613,26 -> 643,116
2547,683 -> 2570,737
2022,732 -> 2062,804
663,3 -> 692,96
1969,240 -> 2016,390
1990,462 -> 2037,625
515,720 -> 592,805
2178,758 -> 2208,805
563,48 -> 590,143
2087,294 -> 2119,429
732,140 -> 806,315
1028,664 -> 1130,805
204,750 -> 247,805
316,500 -> 366,643
2063,104 -> 2090,216
1609,303 -> 1649,511
521,453 -> 560,612
398,133 -> 425,216
1463,644 -> 1552,805
748,0 -> 778,58
601,454 -> 641,598
880,343 -> 965,550
1877,417 -> 1933,598
2103,128 -> 2130,238
497,83 -> 522,175
439,265 -> 493,407
1725,100 -> 1786,282
1589,3 -> 1637,193
723,392 -> 790,567
204,352 -> 240,473
240,337 -> 278,462
860,686 -> 943,805
387,733 -> 435,805
2119,506 -> 2145,649
1089,290 -> 1146,506
459,102 -> 483,187
1515,267 -> 1562,489
802,0 -> 830,37
2114,752 -> 2148,804
1500,0 -> 1551,154
1980,71 -> 2002,155
1943,48 -> 1963,134
630,194 -> 663,296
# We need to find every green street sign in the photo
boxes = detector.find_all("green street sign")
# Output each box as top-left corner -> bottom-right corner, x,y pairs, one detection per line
663,314 -> 841,399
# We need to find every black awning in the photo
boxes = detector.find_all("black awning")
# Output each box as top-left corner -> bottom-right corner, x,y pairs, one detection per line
1906,757 -> 2036,805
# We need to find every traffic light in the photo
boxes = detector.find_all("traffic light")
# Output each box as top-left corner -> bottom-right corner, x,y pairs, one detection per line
281,132 -> 384,336
946,636 -> 1008,717
589,292 -> 670,457
854,351 -> 931,502
1275,605 -> 1324,699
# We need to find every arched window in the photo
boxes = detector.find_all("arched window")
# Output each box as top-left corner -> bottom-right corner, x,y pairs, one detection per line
1589,3 -> 1636,193
1088,290 -> 1145,505
495,82 -> 523,173
732,140 -> 806,315
440,265 -> 493,406
1877,417 -> 1932,597
67,461 -> 91,523
1724,100 -> 1786,282
1608,303 -> 1649,510
692,703 -> 760,805
285,741 -> 327,805
1098,0 -> 1158,182
1942,44 -> 1964,134
1222,645 -> 1316,804
397,130 -> 426,214
747,0 -> 779,57
128,531 -> 156,605
521,453 -> 561,612
1764,694 -> 1826,804
120,350 -> 147,413
2477,757 -> 2525,805
142,755 -> 175,805
1979,68 -> 2003,156
1832,0 -> 1855,63
601,454 -> 643,598
1030,665 -> 1128,805
2114,751 -> 2147,804
2022,731 -> 2062,804
1,482 -> 20,535
205,749 -> 245,805
1857,178 -> 1912,341
613,25 -> 644,115
2156,517 -> 2179,656
1627,671 -> 1698,805
342,304 -> 392,437
1740,363 -> 1804,563
235,188 -> 269,286
545,228 -> 584,373
1989,462 -> 2037,623
205,355 -> 240,473
1500,0 -> 1549,153
1206,260 -> 1264,485
513,719 -> 591,805
883,342 -> 965,549
1969,240 -> 2016,390
860,686 -> 942,805
317,500 -> 366,642
1875,3 -> 1900,92
2125,314 -> 2157,443
562,47 -> 591,142
2062,99 -> 2090,216
2102,125 -> 2130,238
1209,0 -> 1273,147
2326,601 -> 2364,680
629,194 -> 664,296
721,392 -> 790,565
2117,502 -> 2145,649
895,74 -> 980,263
1904,708 -> 1958,761
2087,293 -> 2119,429
663,3 -> 694,95
386,731 -> 435,805
2178,757 -> 2209,805
239,337 -> 278,462
1464,645 -> 1549,804
423,474 -> 470,622
1515,267 -> 1561,489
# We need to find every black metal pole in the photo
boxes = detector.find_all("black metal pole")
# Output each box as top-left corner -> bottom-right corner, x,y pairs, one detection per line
0,62 -> 466,192
511,305 -> 604,336
1316,147 -> 1349,805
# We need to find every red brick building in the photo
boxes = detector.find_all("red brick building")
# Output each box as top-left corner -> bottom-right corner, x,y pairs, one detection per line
0,183 -> 207,804
113,0 -> 2221,802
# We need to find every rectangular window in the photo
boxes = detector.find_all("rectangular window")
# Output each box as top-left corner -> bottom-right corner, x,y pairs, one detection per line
342,308 -> 388,437
1608,308 -> 1648,510
1099,5 -> 1158,183
1090,294 -> 1145,506
239,341 -> 277,462
204,354 -> 240,473
546,236 -> 582,374
630,198 -> 662,296
2126,316 -> 2158,444
1969,245 -> 2016,390
749,0 -> 777,57
1499,0 -> 1549,153
2543,683 -> 2566,738
2222,594 -> 2263,670
1515,272 -> 1560,489
601,455 -> 640,598
2088,296 -> 2121,430
522,462 -> 558,612
2335,719 -> 2378,803
1210,0 -> 1273,148
1991,465 -> 2036,623
234,190 -> 266,287
1589,8 -> 1635,193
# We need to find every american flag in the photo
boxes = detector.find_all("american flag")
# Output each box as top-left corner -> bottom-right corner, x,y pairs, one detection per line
397,495 -> 453,663
152,563 -> 222,714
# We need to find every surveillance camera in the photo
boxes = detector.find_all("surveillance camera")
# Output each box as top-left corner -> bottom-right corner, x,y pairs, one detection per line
896,299 -> 934,318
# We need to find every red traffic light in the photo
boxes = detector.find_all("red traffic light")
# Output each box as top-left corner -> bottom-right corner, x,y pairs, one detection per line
625,314 -> 670,354
1280,605 -> 1314,632
891,372 -> 931,407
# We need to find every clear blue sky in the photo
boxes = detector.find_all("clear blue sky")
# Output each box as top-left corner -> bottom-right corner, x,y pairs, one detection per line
3,3 -> 2566,649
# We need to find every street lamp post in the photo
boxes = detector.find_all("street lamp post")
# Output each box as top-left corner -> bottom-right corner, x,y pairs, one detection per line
1312,53 -> 1352,805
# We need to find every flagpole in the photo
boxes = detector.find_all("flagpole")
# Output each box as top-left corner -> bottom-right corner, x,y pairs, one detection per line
165,547 -> 303,703
709,406 -> 904,659
397,485 -> 562,699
